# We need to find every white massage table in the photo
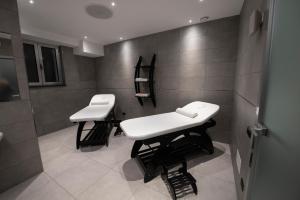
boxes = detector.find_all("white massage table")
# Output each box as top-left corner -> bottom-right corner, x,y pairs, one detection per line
70,94 -> 122,149
120,101 -> 220,182
121,101 -> 219,140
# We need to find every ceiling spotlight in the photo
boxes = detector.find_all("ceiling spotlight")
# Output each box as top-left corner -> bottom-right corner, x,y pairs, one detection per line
120,37 -> 123,40
111,2 -> 116,6
199,0 -> 204,2
84,36 -> 88,39
29,0 -> 34,4
188,19 -> 193,24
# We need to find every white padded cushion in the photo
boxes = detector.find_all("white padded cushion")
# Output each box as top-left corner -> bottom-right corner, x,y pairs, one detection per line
69,94 -> 115,122
89,94 -> 115,106
120,101 -> 220,140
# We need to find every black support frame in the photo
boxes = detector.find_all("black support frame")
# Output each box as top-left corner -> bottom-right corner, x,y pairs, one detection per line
161,161 -> 198,200
131,119 -> 216,183
75,108 -> 122,149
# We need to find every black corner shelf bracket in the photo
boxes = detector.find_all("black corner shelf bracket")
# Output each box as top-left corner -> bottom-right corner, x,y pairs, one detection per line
134,54 -> 156,107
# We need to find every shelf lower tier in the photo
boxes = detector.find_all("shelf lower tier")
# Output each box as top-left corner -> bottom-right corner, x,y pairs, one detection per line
135,78 -> 149,82
135,93 -> 150,97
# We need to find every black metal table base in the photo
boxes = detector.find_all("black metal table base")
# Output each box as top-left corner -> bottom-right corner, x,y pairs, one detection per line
161,161 -> 197,200
76,121 -> 111,149
131,119 -> 216,183
75,114 -> 122,149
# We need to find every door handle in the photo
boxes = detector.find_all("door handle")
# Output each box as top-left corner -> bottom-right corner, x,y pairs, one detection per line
247,123 -> 269,152
253,123 -> 269,136
247,123 -> 269,138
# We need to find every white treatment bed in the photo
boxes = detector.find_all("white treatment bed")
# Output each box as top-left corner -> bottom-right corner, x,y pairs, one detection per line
70,94 -> 122,149
120,101 -> 220,183
121,101 -> 219,140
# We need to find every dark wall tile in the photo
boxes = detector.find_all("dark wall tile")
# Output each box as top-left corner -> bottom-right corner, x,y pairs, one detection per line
77,56 -> 96,81
204,76 -> 234,91
0,0 -> 42,192
96,16 -> 240,143
206,62 -> 236,77
0,138 -> 40,171
29,47 -> 97,136
0,8 -> 20,35
201,90 -> 234,106
206,47 -> 237,63
0,38 -> 13,56
0,0 -> 18,12
0,120 -> 36,145
0,155 -> 43,193
0,100 -> 33,125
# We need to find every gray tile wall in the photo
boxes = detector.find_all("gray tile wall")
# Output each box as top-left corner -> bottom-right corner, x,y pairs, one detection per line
96,16 -> 239,143
0,0 -> 43,192
29,47 -> 97,136
231,0 -> 270,199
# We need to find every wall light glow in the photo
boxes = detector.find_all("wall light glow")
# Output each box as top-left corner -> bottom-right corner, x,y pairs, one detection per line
180,26 -> 205,65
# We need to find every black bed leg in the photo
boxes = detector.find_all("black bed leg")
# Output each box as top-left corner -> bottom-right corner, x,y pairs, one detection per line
201,132 -> 214,154
76,122 -> 86,149
191,182 -> 198,195
131,141 -> 143,158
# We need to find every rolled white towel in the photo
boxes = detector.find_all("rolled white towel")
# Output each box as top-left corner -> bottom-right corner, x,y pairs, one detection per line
176,108 -> 198,118
90,100 -> 109,105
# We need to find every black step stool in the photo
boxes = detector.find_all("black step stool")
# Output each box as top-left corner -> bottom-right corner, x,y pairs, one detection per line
161,160 -> 198,200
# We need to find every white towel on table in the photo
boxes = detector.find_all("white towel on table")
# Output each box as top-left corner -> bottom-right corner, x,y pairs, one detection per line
90,100 -> 109,105
176,108 -> 198,118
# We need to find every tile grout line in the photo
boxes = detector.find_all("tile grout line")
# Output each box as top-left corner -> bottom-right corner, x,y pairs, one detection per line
39,125 -> 236,200
42,144 -> 114,200
39,130 -> 111,200
43,172 -> 77,200
44,167 -> 112,200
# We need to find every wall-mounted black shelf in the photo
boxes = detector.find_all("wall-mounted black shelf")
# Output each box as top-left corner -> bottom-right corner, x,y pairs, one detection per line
134,54 -> 156,107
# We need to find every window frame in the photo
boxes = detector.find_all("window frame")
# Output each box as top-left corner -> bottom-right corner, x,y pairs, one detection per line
23,41 -> 64,87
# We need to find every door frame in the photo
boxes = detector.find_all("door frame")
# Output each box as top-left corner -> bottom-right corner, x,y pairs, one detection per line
257,0 -> 276,123
243,0 -> 276,199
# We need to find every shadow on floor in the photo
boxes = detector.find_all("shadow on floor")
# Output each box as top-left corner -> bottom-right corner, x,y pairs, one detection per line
80,145 -> 104,152
121,146 -> 225,182
0,173 -> 45,200
187,147 -> 225,169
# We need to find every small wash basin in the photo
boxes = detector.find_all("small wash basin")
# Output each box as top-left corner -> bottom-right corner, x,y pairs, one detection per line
0,132 -> 3,142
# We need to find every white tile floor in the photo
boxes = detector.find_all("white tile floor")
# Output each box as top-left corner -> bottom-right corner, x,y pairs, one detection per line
0,123 -> 237,200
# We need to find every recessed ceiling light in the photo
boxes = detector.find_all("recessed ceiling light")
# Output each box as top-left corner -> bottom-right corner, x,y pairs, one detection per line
29,0 -> 34,4
84,36 -> 88,39
199,0 -> 204,2
188,19 -> 193,24
111,2 -> 116,7
120,37 -> 123,40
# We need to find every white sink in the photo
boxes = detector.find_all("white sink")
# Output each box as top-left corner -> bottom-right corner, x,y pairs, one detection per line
0,132 -> 3,142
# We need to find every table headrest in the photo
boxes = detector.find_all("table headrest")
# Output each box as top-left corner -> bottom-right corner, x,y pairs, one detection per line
89,94 -> 115,106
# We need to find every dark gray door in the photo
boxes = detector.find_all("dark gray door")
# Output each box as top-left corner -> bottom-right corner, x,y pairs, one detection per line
246,0 -> 300,199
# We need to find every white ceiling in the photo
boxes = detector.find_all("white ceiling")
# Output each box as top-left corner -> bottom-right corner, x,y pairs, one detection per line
17,0 -> 244,47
